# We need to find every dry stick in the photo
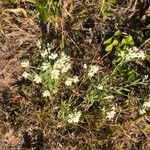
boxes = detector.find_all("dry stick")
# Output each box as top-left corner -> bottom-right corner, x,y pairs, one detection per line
138,38 -> 150,49
60,0 -> 71,49
65,32 -> 80,50
120,126 -> 138,143
61,16 -> 65,49
133,120 -> 150,140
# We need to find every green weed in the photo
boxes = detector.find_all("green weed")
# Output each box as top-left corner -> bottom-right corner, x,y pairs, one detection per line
36,0 -> 61,22
100,0 -> 117,17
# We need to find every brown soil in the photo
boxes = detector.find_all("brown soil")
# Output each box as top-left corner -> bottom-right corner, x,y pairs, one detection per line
0,5 -> 40,89
0,3 -> 40,148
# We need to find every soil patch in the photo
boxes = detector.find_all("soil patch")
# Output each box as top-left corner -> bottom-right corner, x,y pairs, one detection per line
0,3 -> 40,148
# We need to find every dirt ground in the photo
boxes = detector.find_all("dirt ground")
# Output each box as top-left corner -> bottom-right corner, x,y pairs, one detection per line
0,2 -> 40,148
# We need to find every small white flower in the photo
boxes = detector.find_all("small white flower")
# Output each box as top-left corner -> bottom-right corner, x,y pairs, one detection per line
47,43 -> 54,52
42,90 -> 50,97
143,75 -> 148,80
106,106 -> 116,120
125,47 -> 146,61
83,64 -> 87,69
51,69 -> 60,79
101,107 -> 106,113
106,111 -> 116,120
118,51 -> 126,59
41,50 -> 48,58
53,52 -> 71,73
97,84 -> 104,90
72,76 -> 79,83
53,60 -> 62,70
65,76 -> 79,86
139,108 -> 146,115
61,63 -> 71,73
143,101 -> 150,108
103,95 -> 114,100
21,60 -> 29,68
65,78 -> 73,86
22,72 -> 30,79
36,40 -> 42,49
68,111 -> 82,124
41,63 -> 50,71
49,53 -> 58,60
60,52 -> 70,61
88,65 -> 99,77
33,75 -> 42,84
138,50 -> 146,60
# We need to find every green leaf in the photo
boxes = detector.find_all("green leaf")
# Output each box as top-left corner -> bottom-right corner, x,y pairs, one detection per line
112,39 -> 118,46
115,89 -> 123,95
145,24 -> 150,29
121,38 -> 127,45
105,44 -> 113,52
103,37 -> 112,45
123,87 -> 130,92
114,30 -> 121,36
120,35 -> 134,46
126,35 -> 134,46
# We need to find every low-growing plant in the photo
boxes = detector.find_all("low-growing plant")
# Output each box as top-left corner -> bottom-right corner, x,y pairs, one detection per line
99,0 -> 117,17
58,101 -> 71,119
36,0 -> 61,22
21,30 -> 149,124
21,40 -> 74,95
100,30 -> 149,113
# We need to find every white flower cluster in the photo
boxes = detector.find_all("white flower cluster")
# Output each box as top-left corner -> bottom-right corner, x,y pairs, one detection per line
22,71 -> 30,79
65,76 -> 79,86
139,98 -> 150,115
68,111 -> 82,124
40,42 -> 55,58
83,64 -> 87,69
36,40 -> 42,49
42,90 -> 50,97
51,69 -> 60,79
33,75 -> 42,84
21,60 -> 29,68
88,65 -> 99,77
41,52 -> 71,79
21,60 -> 30,79
53,52 -> 71,73
21,52 -> 72,85
139,108 -> 146,115
97,84 -> 104,90
49,53 -> 58,60
125,47 -> 146,61
45,52 -> 71,80
143,100 -> 150,108
41,50 -> 48,58
41,62 -> 50,71
106,106 -> 116,120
